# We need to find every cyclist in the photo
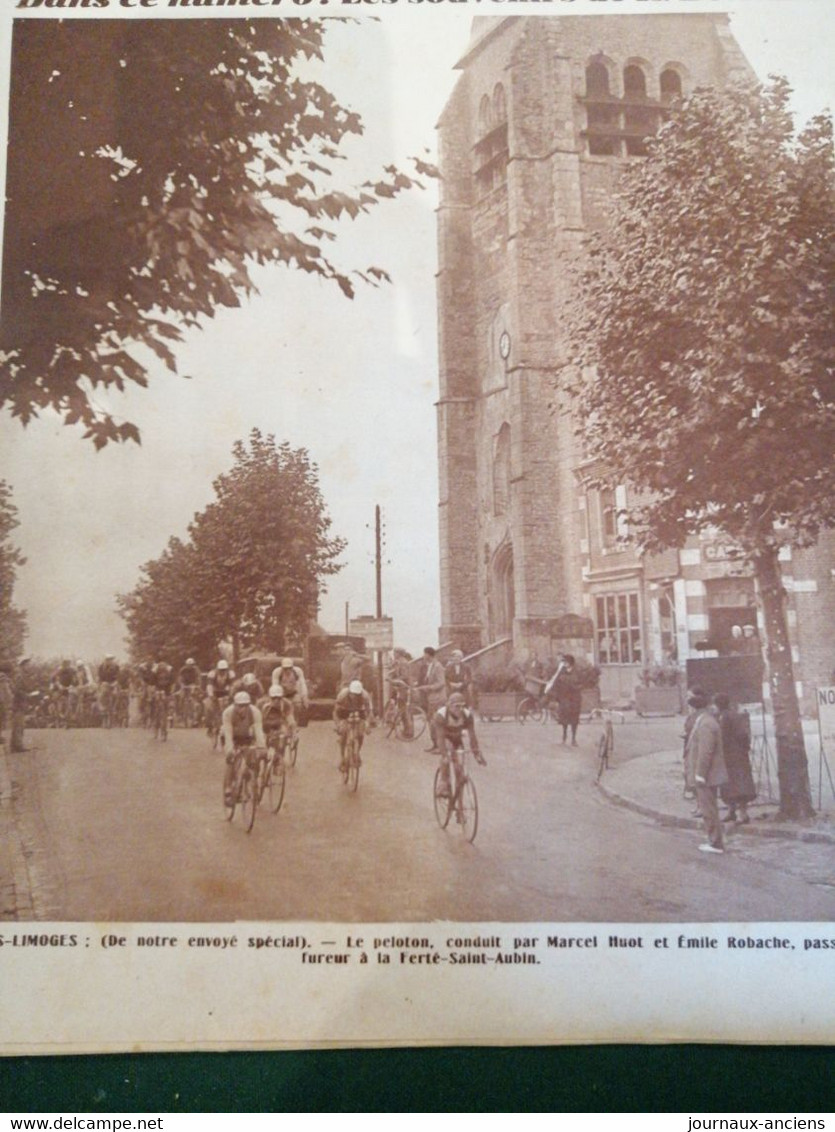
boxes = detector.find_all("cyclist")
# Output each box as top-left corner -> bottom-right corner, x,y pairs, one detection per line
152,659 -> 175,729
98,654 -> 120,719
259,684 -> 295,749
433,692 -> 487,794
137,659 -> 157,726
270,657 -> 309,723
333,679 -> 373,773
233,670 -> 265,706
205,659 -> 234,736
177,657 -> 202,726
222,691 -> 267,805
52,659 -> 78,721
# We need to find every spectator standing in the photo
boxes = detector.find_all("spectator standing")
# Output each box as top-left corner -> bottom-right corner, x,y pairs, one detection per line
444,649 -> 474,707
715,693 -> 755,824
553,654 -> 583,746
418,647 -> 446,753
684,689 -> 728,854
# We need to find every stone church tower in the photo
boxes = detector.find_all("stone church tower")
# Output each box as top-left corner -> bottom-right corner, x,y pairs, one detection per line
435,14 -> 753,666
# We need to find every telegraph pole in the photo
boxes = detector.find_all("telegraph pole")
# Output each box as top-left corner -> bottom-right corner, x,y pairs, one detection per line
375,504 -> 384,713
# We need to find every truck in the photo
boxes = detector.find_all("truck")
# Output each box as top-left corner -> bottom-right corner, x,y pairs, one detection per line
237,633 -> 375,721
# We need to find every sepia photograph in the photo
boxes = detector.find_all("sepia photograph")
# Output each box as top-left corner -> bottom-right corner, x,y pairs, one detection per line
0,0 -> 833,1050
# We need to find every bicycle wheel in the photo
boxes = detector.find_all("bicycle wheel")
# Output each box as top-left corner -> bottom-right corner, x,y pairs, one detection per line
240,764 -> 257,833
433,765 -> 452,829
383,699 -> 398,739
347,739 -> 360,793
223,757 -> 238,821
266,754 -> 286,814
396,705 -> 426,742
516,696 -> 543,724
457,775 -> 479,843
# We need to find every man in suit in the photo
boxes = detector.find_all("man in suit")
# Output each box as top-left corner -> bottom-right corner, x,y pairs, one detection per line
684,688 -> 728,854
418,647 -> 446,753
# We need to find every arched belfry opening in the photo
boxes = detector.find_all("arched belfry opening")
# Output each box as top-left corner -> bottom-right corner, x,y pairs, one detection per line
491,539 -> 515,640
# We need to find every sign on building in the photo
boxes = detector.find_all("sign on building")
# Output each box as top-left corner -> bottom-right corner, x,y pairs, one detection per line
349,616 -> 394,652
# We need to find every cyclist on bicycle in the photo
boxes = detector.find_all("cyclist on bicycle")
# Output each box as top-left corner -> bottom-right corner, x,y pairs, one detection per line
178,657 -> 201,692
97,654 -> 120,721
222,691 -> 267,804
433,692 -> 487,793
205,659 -> 234,735
269,658 -> 309,722
233,670 -> 265,704
333,679 -> 373,772
259,684 -> 294,744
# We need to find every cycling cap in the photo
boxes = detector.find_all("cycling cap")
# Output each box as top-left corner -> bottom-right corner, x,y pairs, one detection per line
217,660 -> 229,670
450,650 -> 464,661
105,653 -> 115,660
233,691 -> 251,705
269,684 -> 284,698
186,658 -> 195,666
349,680 -> 363,694
281,658 -> 294,668
242,673 -> 257,685
448,692 -> 467,707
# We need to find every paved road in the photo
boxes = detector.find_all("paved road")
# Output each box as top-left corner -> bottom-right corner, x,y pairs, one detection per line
6,719 -> 835,922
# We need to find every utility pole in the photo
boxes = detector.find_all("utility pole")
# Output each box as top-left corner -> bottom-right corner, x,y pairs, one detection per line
375,504 -> 384,713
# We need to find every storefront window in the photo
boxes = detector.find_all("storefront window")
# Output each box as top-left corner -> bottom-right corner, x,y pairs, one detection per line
596,591 -> 642,665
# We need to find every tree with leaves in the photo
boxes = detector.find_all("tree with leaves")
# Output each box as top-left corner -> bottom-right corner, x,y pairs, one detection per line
567,78 -> 835,820
0,19 -> 432,448
118,431 -> 345,665
0,481 -> 28,665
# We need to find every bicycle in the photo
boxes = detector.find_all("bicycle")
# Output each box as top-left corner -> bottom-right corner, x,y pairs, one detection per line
433,740 -> 480,843
208,695 -> 229,751
223,744 -> 261,833
261,729 -> 287,814
99,682 -> 116,729
383,681 -> 427,742
114,686 -> 130,728
153,690 -> 169,742
595,718 -> 615,783
179,684 -> 199,729
340,712 -> 365,793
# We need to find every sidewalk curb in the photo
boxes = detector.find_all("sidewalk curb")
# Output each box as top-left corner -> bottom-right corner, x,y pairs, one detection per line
596,776 -> 835,846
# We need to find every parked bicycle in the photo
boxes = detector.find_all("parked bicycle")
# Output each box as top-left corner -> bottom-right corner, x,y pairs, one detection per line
595,717 -> 615,783
383,679 -> 427,742
433,737 -> 480,843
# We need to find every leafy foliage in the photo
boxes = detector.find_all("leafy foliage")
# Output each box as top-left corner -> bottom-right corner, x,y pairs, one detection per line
566,78 -> 834,818
0,20 -> 432,447
568,78 -> 834,556
0,481 -> 28,665
117,430 -> 345,666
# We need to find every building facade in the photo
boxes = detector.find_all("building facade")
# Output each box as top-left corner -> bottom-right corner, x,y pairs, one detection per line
435,14 -> 835,711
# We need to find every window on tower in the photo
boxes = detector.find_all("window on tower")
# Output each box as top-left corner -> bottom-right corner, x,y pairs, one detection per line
474,83 -> 509,199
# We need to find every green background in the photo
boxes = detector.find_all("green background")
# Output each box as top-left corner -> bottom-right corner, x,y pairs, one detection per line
1,1047 -> 834,1111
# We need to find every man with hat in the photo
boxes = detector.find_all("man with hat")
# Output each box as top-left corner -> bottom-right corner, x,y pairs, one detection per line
684,686 -> 728,854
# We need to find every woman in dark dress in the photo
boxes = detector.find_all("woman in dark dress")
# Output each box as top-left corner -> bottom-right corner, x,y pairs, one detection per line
714,692 -> 756,823
554,654 -> 583,746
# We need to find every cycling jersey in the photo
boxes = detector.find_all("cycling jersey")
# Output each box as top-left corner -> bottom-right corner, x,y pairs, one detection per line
334,689 -> 372,721
99,662 -> 120,684
154,664 -> 175,691
179,664 -> 201,687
